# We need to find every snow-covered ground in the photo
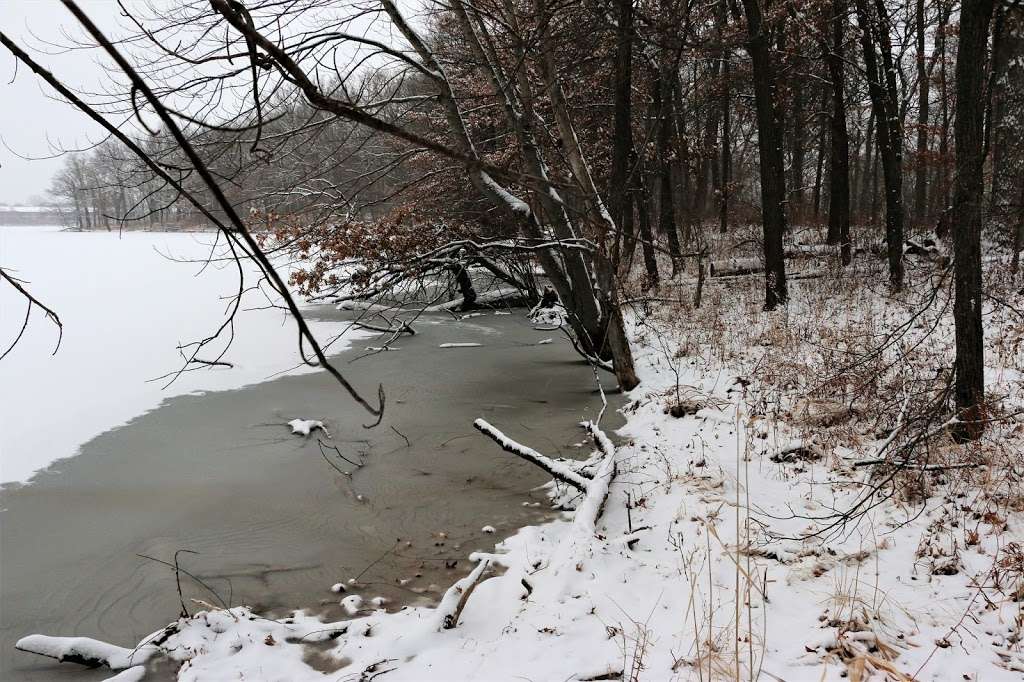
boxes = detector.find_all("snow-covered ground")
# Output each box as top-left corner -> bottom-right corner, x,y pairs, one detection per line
17,287 -> 1023,680
0,226 -> 368,484
9,242 -> 1024,680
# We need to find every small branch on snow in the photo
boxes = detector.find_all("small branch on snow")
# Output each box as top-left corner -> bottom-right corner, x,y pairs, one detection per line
189,357 -> 234,368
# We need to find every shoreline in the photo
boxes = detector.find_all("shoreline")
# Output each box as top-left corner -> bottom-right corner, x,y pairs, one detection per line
1,307 -> 619,680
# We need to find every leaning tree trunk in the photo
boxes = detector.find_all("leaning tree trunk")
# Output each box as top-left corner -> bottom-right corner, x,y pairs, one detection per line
533,0 -> 639,389
950,0 -> 996,441
741,0 -> 788,310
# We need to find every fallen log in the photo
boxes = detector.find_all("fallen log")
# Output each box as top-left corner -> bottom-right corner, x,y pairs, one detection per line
473,419 -> 592,491
436,559 -> 491,630
710,258 -> 762,277
353,320 -> 416,336
15,635 -> 156,670
711,245 -> 840,277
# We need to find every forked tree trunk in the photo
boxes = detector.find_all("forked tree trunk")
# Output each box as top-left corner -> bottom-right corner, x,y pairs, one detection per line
741,0 -> 788,310
950,0 -> 996,441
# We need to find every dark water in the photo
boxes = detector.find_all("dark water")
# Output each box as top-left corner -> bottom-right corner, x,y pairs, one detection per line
0,308 -> 620,680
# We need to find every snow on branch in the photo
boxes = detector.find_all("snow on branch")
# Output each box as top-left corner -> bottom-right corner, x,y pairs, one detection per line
436,559 -> 490,630
572,421 -> 617,540
473,419 -> 592,491
15,635 -> 156,670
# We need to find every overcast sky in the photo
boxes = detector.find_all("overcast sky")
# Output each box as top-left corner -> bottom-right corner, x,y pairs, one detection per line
0,0 -> 128,204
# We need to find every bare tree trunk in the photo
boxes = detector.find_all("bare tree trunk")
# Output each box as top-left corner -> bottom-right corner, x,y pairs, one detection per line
532,0 -> 638,388
608,0 -> 634,269
912,0 -> 930,225
857,111 -> 874,221
812,117 -> 827,222
934,0 -> 952,234
950,0 -> 996,441
741,0 -> 788,310
635,171 -> 660,287
855,0 -> 904,289
987,8 -> 1023,220
825,0 -> 851,265
789,82 -> 807,220
719,0 -> 732,234
696,60 -> 722,219
655,75 -> 682,275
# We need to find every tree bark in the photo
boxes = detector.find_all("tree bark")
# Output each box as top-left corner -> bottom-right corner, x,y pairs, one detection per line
912,0 -> 930,225
655,75 -> 682,275
634,172 -> 660,287
608,0 -> 634,269
741,0 -> 788,310
718,0 -> 732,234
854,0 -> 904,290
950,0 -> 996,441
825,0 -> 851,265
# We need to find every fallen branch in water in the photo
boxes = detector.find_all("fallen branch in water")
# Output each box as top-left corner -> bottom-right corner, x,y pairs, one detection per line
473,419 -> 592,491
354,320 -> 416,336
15,635 -> 156,670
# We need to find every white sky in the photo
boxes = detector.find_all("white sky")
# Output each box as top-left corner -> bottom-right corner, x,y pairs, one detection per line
0,0 -> 429,205
0,0 -> 128,204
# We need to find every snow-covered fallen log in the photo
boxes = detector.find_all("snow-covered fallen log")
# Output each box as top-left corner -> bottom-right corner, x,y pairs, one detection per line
710,257 -> 762,277
439,342 -> 482,349
353,320 -> 416,335
15,635 -> 156,669
474,418 -> 592,491
568,420 -> 617,541
475,416 -> 618,583
436,559 -> 491,630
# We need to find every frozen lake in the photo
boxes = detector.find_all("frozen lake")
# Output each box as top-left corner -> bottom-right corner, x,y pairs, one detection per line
0,226 -> 361,484
0,229 -> 614,680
